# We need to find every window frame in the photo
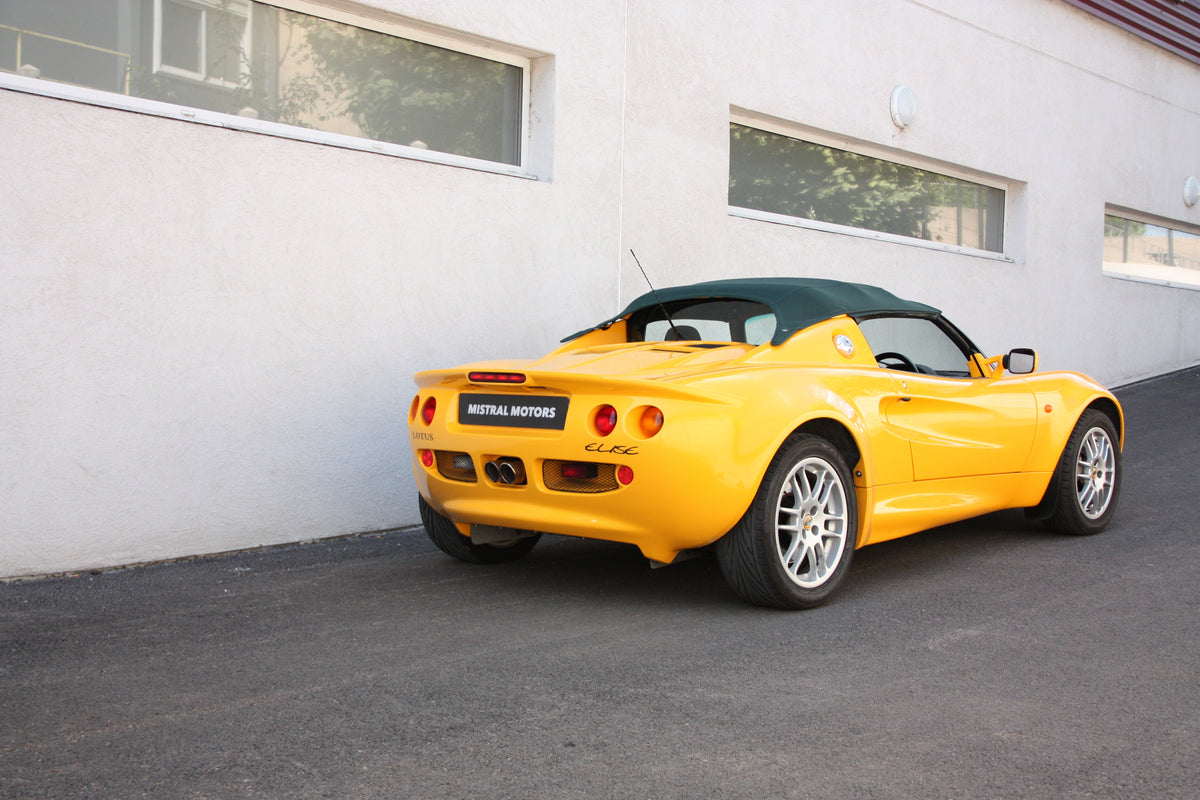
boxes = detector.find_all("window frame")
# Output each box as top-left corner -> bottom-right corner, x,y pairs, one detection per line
729,108 -> 1015,262
153,0 -> 252,88
1102,205 -> 1200,292
0,0 -> 541,179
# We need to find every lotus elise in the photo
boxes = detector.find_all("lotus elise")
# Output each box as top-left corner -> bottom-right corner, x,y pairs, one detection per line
408,278 -> 1122,608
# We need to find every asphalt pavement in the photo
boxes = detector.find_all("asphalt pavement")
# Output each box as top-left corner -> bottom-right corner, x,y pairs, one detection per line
2,367 -> 1198,800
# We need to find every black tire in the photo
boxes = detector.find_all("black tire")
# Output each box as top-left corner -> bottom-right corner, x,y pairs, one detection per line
1044,409 -> 1121,535
716,435 -> 858,609
418,495 -> 540,563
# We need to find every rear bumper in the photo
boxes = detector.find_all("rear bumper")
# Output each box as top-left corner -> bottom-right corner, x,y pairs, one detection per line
409,434 -> 753,563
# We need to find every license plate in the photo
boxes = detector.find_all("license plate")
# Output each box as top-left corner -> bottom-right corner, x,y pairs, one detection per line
459,394 -> 569,430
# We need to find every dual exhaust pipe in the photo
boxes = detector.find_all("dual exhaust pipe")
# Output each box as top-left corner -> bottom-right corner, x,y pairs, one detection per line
484,458 -> 526,485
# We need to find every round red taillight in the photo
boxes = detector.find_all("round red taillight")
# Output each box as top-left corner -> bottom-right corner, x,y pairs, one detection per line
421,397 -> 437,425
639,406 -> 664,438
617,465 -> 634,485
594,405 -> 618,437
419,449 -> 434,468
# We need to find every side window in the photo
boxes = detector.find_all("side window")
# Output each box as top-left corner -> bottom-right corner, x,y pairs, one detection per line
743,314 -> 776,346
857,316 -> 974,378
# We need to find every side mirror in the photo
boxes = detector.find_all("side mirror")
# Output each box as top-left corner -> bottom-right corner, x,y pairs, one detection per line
1003,348 -> 1037,375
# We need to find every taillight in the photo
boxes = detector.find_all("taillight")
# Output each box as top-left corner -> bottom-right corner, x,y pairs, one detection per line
409,395 -> 420,423
639,406 -> 664,438
419,449 -> 434,468
593,405 -> 618,436
421,397 -> 437,425
617,465 -> 635,485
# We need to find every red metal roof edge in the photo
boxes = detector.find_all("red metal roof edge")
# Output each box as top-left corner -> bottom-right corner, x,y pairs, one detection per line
1062,0 -> 1200,66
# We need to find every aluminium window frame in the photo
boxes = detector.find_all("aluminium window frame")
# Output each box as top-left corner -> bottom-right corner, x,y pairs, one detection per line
0,0 -> 539,179
729,107 -> 1016,262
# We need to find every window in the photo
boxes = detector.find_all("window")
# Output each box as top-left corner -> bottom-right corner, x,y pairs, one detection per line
1103,211 -> 1200,290
155,0 -> 249,86
1,0 -> 529,170
630,299 -> 777,345
729,122 -> 1006,254
857,316 -> 976,378
0,10 -> 132,95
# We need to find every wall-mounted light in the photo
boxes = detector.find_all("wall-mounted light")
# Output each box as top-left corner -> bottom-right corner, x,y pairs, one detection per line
1184,176 -> 1200,208
890,85 -> 917,129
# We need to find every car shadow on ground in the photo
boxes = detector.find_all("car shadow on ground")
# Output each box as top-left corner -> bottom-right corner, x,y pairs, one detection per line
404,508 -> 1064,612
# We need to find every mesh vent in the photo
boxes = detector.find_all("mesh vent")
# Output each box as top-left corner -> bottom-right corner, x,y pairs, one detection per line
435,451 -> 477,483
542,461 -> 618,493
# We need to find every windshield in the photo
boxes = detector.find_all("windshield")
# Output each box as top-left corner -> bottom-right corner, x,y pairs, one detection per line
628,299 -> 777,345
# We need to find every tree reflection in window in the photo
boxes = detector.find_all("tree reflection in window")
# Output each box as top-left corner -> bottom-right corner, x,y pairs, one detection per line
0,0 -> 524,167
257,9 -> 521,165
729,123 -> 1004,253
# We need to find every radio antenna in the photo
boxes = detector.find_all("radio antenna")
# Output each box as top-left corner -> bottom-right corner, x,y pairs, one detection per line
630,249 -> 682,341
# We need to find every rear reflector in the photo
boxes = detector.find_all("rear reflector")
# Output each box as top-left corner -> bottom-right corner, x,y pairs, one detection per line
468,371 -> 526,384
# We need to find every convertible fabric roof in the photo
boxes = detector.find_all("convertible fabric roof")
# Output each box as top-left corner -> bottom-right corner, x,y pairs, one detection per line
566,278 -> 940,346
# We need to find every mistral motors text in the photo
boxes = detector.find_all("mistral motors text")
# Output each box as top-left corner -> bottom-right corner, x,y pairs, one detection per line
466,403 -> 559,420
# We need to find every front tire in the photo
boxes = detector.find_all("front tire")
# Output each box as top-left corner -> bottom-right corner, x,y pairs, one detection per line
717,435 -> 858,609
418,494 -> 540,563
1045,409 -> 1121,535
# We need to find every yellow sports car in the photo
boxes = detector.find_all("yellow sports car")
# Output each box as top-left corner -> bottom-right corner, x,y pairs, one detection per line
408,278 -> 1122,609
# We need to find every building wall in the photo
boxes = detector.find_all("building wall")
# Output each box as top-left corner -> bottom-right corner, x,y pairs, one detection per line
2,0 -> 1198,577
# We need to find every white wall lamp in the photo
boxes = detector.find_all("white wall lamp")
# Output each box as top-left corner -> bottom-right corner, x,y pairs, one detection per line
890,85 -> 917,129
1184,176 -> 1200,208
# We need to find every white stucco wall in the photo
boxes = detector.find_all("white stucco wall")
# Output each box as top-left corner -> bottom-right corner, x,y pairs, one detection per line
2,0 -> 1198,577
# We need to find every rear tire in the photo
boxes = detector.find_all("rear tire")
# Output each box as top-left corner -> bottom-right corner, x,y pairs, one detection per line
717,435 -> 857,609
1045,410 -> 1121,535
418,495 -> 540,563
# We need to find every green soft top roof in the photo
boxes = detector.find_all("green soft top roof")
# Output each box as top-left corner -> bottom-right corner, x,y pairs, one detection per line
566,277 -> 939,346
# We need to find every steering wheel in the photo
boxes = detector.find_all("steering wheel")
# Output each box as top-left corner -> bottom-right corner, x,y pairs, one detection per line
875,351 -> 918,372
